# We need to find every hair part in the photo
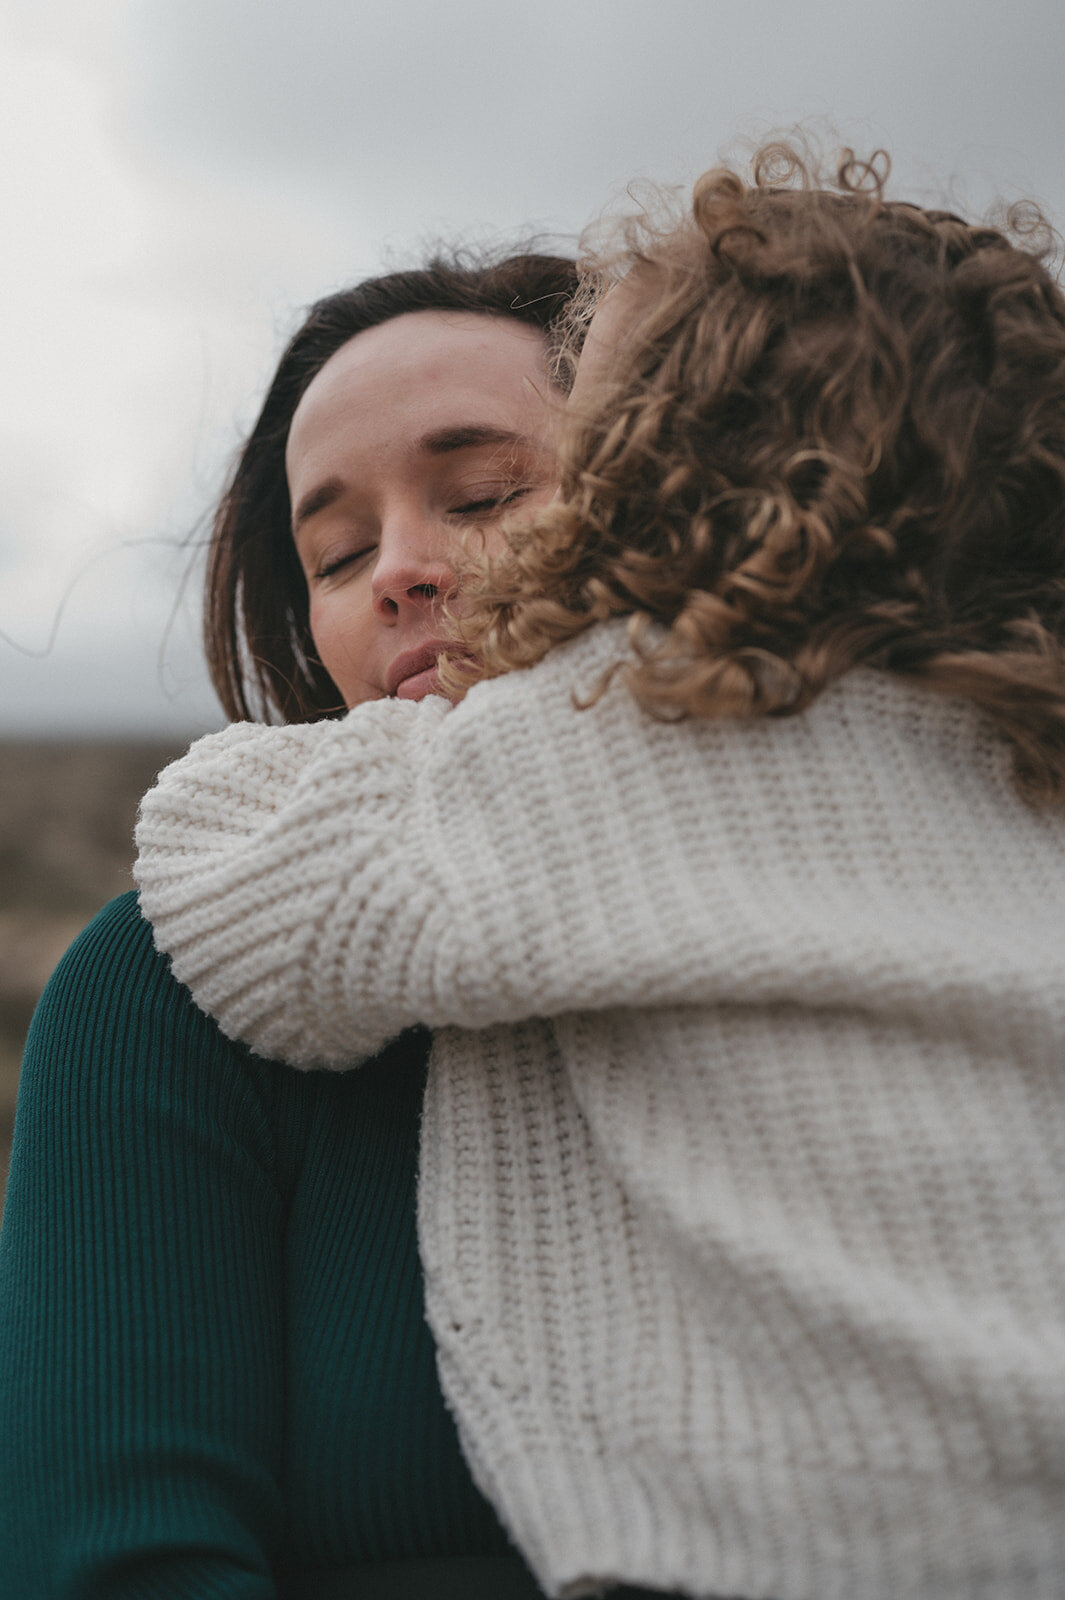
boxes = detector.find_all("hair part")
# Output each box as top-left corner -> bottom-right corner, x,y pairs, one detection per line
205,247 -> 578,724
443,147 -> 1065,801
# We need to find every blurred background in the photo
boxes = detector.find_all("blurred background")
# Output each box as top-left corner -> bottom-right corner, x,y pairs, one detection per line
3,0 -> 1065,1198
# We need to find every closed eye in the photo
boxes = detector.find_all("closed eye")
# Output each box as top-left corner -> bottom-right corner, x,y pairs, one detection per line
315,546 -> 375,581
450,487 -> 531,518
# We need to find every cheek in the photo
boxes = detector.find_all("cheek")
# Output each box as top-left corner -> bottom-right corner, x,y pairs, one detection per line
308,589 -> 378,707
307,594 -> 341,669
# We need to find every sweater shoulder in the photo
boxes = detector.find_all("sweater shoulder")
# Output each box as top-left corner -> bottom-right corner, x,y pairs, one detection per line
31,889 -> 251,1064
17,891 -> 284,1163
18,892 -> 433,1169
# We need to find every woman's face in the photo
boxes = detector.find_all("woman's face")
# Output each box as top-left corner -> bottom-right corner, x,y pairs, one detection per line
287,309 -> 558,707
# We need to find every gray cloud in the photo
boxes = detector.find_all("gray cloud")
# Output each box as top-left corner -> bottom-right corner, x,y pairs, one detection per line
129,0 -> 1065,227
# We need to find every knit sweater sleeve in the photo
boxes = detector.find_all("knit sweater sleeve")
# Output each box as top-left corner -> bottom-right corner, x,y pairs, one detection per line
0,894 -> 286,1598
135,625 -> 683,1068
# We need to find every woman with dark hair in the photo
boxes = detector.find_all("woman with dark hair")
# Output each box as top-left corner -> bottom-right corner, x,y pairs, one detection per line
0,251 -> 585,1598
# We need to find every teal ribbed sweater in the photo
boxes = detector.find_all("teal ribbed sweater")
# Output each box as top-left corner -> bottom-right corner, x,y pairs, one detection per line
0,892 -> 513,1597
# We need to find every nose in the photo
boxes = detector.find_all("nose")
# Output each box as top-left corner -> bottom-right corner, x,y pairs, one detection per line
370,513 -> 456,623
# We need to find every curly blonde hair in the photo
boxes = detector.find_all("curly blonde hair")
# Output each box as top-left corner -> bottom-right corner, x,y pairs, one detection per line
443,145 -> 1065,800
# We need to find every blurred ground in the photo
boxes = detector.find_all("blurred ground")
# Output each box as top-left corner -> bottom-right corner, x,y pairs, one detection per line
0,740 -> 186,1210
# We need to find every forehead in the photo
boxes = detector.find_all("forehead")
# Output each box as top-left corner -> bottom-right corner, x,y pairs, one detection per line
287,309 -> 550,464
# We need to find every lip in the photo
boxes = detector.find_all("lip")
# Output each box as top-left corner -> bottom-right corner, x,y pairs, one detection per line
385,641 -> 451,699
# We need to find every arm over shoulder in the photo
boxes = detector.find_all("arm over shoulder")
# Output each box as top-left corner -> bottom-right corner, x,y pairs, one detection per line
135,625 -> 692,1067
0,892 -> 286,1598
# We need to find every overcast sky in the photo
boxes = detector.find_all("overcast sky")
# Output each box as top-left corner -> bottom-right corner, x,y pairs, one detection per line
3,0 -> 1064,735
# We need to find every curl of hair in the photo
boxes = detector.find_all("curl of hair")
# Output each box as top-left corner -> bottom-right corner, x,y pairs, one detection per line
442,146 -> 1065,801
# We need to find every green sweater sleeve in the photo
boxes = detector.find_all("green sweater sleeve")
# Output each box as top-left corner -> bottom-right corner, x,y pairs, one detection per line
0,894 -> 286,1598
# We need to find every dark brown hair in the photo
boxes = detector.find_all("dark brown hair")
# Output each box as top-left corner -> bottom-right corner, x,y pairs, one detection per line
449,148 -> 1065,799
205,249 -> 577,722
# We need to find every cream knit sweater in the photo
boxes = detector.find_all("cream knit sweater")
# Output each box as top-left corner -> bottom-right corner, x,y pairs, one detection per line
135,621 -> 1065,1600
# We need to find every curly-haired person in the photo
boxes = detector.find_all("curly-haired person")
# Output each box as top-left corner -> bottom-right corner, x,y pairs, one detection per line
134,149 -> 1065,1600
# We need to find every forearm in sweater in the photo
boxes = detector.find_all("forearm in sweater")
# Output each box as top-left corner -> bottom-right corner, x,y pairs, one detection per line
136,623 -> 1053,1076
135,624 -> 703,1067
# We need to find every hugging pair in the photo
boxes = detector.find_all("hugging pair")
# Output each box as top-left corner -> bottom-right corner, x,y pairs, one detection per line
135,145 -> 1065,1599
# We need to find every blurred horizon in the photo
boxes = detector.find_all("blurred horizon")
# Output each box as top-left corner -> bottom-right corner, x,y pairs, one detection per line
3,0 -> 1065,736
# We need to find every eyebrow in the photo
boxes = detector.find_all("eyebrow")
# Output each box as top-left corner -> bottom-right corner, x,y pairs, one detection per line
291,424 -> 543,535
292,477 -> 345,534
419,423 -> 539,456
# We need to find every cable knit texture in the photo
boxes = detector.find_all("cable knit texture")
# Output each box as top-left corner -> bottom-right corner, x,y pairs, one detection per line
135,620 -> 1065,1599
